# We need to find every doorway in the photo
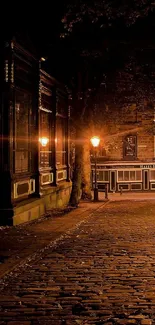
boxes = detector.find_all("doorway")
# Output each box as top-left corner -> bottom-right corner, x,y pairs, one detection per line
143,170 -> 149,190
110,171 -> 116,192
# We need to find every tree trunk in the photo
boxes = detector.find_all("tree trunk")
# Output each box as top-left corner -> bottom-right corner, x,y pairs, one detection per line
81,140 -> 92,200
69,137 -> 82,206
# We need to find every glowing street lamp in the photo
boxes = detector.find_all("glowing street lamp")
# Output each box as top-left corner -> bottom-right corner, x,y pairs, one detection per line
90,136 -> 100,148
40,57 -> 46,62
90,136 -> 100,201
39,137 -> 49,147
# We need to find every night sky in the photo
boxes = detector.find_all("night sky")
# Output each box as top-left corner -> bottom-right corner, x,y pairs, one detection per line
2,1 -> 64,50
2,1 -> 155,85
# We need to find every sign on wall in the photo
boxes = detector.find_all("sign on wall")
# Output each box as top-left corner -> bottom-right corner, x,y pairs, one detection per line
124,135 -> 137,159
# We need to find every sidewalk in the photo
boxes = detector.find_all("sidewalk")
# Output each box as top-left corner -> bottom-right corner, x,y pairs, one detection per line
99,191 -> 155,201
0,200 -> 106,279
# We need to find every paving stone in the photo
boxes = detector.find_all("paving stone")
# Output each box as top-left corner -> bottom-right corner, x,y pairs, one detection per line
1,200 -> 155,323
7,322 -> 31,325
140,320 -> 152,325
0,296 -> 20,301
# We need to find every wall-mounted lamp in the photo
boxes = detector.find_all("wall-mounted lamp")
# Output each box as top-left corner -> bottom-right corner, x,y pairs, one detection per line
40,57 -> 46,62
39,137 -> 49,147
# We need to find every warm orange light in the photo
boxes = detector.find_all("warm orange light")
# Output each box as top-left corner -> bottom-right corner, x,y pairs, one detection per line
90,136 -> 100,148
39,137 -> 49,147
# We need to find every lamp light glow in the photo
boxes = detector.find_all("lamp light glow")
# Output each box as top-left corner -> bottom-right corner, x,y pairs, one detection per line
90,136 -> 100,148
39,137 -> 49,147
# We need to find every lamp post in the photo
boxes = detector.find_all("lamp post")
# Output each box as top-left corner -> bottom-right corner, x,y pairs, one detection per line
90,136 -> 100,201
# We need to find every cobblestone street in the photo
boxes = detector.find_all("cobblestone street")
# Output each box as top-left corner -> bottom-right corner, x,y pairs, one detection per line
1,199 -> 155,324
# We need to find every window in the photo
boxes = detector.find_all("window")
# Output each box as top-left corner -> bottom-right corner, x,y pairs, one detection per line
124,171 -> 129,181
15,90 -> 31,173
150,170 -> 155,180
118,171 -> 123,181
41,92 -> 52,112
56,117 -> 66,166
130,171 -> 135,180
39,110 -> 51,169
136,171 -> 141,181
123,135 -> 137,159
97,171 -> 109,182
118,170 -> 142,182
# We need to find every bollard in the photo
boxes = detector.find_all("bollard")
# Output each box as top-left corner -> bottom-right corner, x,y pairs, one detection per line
94,187 -> 99,201
105,184 -> 108,199
120,186 -> 123,195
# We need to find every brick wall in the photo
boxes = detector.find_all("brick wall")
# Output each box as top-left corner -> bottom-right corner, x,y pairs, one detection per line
99,105 -> 154,161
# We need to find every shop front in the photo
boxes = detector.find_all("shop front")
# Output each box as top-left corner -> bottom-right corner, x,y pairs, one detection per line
91,163 -> 155,192
0,38 -> 71,226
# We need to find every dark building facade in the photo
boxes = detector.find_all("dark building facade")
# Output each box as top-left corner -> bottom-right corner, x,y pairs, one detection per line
0,39 -> 71,225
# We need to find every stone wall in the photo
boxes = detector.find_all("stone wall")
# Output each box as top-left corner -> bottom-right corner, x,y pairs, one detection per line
13,181 -> 72,225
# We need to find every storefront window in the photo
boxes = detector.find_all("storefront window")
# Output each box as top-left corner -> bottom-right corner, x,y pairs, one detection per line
118,171 -> 123,181
39,110 -> 51,169
15,90 -> 31,173
56,117 -> 66,166
136,171 -> 141,181
130,171 -> 135,180
150,170 -> 155,180
124,171 -> 129,181
118,170 -> 142,182
98,170 -> 109,181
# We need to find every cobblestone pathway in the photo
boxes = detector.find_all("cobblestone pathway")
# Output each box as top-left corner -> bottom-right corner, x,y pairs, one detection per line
1,200 -> 155,324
